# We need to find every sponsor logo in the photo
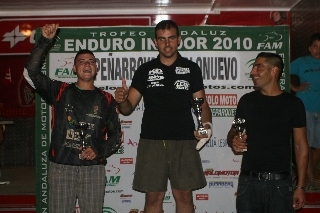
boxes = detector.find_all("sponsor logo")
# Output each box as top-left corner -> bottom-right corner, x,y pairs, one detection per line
120,120 -> 132,125
106,164 -> 120,174
206,94 -> 237,106
127,139 -> 138,147
2,25 -> 28,48
205,137 -> 228,147
120,158 -> 133,164
120,194 -> 133,198
204,168 -> 239,176
175,67 -> 190,74
209,181 -> 234,188
135,102 -> 145,111
103,207 -> 117,213
115,145 -> 124,154
196,194 -> 209,200
106,176 -> 121,186
149,68 -> 163,75
174,80 -> 190,90
204,85 -> 254,90
105,189 -> 124,193
211,108 -> 236,117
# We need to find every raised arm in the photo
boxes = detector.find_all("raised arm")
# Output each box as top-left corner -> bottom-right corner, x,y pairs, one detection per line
115,78 -> 142,116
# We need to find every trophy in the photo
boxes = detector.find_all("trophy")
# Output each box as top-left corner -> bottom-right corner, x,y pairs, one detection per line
76,122 -> 88,159
191,98 -> 208,135
232,118 -> 246,151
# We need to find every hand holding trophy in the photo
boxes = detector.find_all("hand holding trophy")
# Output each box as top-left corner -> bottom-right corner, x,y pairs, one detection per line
191,98 -> 212,150
232,118 -> 246,151
76,122 -> 88,159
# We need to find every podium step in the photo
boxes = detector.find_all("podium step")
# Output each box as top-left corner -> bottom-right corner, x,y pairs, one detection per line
298,192 -> 320,213
0,195 -> 36,213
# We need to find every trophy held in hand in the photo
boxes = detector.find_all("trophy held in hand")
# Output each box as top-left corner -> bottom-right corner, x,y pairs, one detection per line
76,122 -> 88,159
191,98 -> 211,150
232,118 -> 246,151
191,98 -> 207,135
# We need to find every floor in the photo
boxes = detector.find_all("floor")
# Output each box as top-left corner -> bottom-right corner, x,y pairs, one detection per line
0,166 -> 35,195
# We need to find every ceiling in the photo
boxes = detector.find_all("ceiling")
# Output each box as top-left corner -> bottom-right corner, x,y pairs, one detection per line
0,0 -> 301,17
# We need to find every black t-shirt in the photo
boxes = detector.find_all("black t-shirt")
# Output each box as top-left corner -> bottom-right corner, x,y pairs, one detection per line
235,90 -> 306,172
131,53 -> 204,140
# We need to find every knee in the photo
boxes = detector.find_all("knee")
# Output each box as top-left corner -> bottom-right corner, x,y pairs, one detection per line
145,192 -> 165,206
173,190 -> 193,204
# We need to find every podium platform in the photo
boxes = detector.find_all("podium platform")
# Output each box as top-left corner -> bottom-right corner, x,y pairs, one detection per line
0,166 -> 36,213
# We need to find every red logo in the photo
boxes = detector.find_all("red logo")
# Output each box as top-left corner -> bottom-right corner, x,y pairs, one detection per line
120,158 -> 133,164
206,94 -> 238,106
196,194 -> 209,200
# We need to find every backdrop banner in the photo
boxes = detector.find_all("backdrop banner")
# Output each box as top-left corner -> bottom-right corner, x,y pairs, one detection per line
35,25 -> 289,213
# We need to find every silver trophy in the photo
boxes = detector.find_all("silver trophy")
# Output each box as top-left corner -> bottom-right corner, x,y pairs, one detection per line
76,122 -> 88,159
191,98 -> 208,135
232,118 -> 246,151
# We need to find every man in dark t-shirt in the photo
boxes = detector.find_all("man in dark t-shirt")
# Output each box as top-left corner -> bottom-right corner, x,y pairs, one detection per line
227,52 -> 308,212
115,20 -> 212,213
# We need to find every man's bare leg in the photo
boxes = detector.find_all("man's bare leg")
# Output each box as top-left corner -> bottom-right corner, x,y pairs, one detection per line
172,189 -> 194,213
144,192 -> 165,213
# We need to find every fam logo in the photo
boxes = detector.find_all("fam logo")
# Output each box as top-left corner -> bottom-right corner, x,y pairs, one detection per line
106,176 -> 121,186
54,57 -> 77,79
209,181 -> 234,188
2,25 -> 29,48
195,194 -> 209,200
204,168 -> 239,177
258,31 -> 283,50
120,158 -> 133,164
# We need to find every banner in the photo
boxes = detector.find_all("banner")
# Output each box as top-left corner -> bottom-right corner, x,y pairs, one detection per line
35,25 -> 289,213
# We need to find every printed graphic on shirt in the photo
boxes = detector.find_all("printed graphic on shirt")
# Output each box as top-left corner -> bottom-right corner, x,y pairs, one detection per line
174,80 -> 190,90
175,67 -> 190,74
147,68 -> 164,88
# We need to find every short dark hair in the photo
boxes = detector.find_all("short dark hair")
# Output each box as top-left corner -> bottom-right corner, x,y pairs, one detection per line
256,52 -> 284,81
309,33 -> 320,47
154,20 -> 179,38
74,49 -> 95,64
